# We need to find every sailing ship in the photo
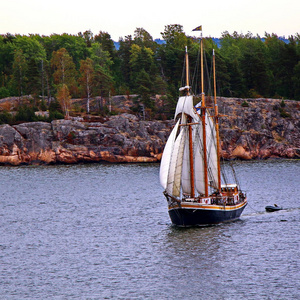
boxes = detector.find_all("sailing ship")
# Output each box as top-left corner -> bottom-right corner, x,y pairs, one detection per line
159,28 -> 247,226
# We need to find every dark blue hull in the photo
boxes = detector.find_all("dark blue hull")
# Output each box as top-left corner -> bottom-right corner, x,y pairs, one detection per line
168,203 -> 247,226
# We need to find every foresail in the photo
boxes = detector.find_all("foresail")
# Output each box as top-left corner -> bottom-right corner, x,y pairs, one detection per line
159,120 -> 180,189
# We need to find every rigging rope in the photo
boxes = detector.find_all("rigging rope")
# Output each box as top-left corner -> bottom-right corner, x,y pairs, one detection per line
191,48 -> 201,95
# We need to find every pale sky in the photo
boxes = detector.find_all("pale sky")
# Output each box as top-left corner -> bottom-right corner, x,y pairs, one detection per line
1,0 -> 299,40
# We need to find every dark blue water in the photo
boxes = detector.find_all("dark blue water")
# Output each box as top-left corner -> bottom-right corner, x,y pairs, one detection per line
0,160 -> 299,299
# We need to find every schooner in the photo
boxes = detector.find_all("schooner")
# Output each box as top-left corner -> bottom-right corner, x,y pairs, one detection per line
159,27 -> 247,226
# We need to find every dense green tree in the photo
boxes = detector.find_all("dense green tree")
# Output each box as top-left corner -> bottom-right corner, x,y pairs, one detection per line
264,33 -> 284,97
277,37 -> 299,98
153,75 -> 168,95
78,30 -> 94,47
135,69 -> 153,109
12,35 -> 47,98
160,24 -> 185,44
134,28 -> 157,51
129,44 -> 156,90
213,51 -> 231,97
239,38 -> 269,97
118,35 -> 134,91
158,24 -> 195,111
90,43 -> 114,99
220,32 -> 245,97
0,110 -> 13,124
0,27 -> 299,123
94,31 -> 116,59
94,31 -> 120,93
15,104 -> 36,122
219,32 -> 271,97
49,98 -> 63,113
0,87 -> 10,98
292,61 -> 300,100
11,49 -> 28,97
13,35 -> 46,62
42,33 -> 88,67
0,35 -> 15,94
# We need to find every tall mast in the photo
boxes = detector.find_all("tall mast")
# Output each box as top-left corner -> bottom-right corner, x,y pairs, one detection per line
185,46 -> 195,197
213,49 -> 221,192
200,36 -> 209,197
185,46 -> 190,96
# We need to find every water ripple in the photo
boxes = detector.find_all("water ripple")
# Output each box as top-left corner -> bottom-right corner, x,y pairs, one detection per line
0,161 -> 299,299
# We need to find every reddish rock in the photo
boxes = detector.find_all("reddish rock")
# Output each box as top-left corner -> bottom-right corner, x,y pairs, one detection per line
0,97 -> 299,166
232,146 -> 252,160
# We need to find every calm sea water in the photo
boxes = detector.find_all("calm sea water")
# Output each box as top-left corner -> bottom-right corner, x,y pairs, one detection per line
0,160 -> 299,299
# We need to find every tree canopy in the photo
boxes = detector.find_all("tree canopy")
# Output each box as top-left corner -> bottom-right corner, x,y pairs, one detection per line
0,25 -> 299,120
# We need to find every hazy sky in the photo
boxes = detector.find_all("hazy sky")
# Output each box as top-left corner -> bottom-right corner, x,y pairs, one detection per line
2,0 -> 299,40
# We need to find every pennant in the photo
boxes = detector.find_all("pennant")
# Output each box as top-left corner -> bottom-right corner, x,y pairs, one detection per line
192,25 -> 202,31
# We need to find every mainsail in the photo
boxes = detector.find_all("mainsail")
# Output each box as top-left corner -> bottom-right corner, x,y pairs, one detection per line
206,113 -> 219,189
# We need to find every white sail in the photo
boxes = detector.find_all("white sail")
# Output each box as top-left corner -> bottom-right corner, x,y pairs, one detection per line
161,102 -> 219,197
159,120 -> 180,189
181,132 -> 191,195
194,119 -> 205,195
206,114 -> 219,189
181,115 -> 192,195
175,96 -> 198,119
193,111 -> 219,194
166,126 -> 186,197
174,96 -> 200,195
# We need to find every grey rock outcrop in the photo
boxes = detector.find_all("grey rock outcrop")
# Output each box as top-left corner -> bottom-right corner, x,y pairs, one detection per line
0,114 -> 172,165
0,97 -> 299,165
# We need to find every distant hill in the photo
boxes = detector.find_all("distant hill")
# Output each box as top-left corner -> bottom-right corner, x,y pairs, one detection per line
113,41 -> 120,50
113,37 -> 289,50
154,38 -> 166,45
113,39 -> 165,50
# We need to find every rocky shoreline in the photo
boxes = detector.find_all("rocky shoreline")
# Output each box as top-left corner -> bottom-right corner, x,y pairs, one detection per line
0,98 -> 299,166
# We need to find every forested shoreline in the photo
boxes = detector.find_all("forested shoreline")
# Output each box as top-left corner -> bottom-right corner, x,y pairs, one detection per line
0,24 -> 300,122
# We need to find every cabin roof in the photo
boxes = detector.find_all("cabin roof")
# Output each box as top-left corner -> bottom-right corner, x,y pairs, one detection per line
221,184 -> 238,188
